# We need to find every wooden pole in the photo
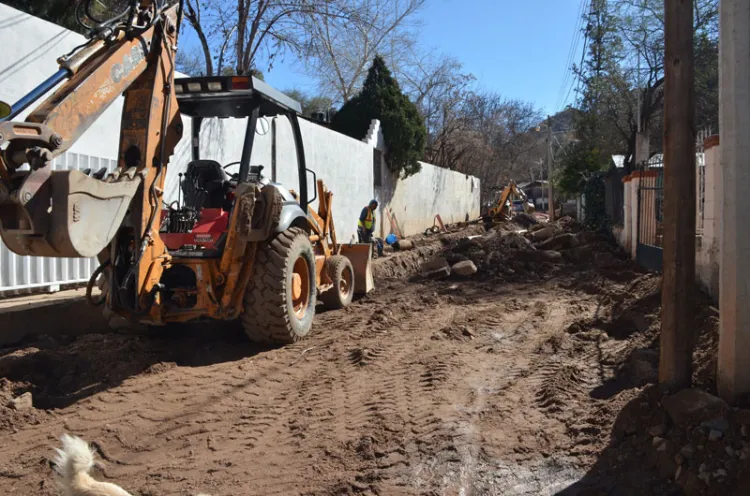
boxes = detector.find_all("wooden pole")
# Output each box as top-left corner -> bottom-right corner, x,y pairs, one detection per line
546,116 -> 554,220
659,0 -> 696,388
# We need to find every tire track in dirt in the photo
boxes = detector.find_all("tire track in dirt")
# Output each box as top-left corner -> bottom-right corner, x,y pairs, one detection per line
0,245 -> 659,496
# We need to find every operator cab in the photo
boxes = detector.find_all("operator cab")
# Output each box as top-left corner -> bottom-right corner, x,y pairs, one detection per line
161,75 -> 310,258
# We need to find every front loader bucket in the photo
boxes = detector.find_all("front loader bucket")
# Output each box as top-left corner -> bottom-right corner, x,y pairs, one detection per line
340,243 -> 374,295
0,169 -> 140,258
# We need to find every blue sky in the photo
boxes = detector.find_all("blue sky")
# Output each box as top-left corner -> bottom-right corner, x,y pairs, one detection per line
181,0 -> 584,117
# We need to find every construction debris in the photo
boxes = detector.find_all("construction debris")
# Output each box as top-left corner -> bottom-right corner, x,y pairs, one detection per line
451,260 -> 478,276
420,257 -> 451,279
394,239 -> 414,251
9,392 -> 32,410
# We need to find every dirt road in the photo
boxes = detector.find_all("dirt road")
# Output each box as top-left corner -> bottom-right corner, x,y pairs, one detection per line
0,226 -> 706,495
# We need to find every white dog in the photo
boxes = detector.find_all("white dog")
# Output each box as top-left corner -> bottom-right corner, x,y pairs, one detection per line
52,434 -> 210,496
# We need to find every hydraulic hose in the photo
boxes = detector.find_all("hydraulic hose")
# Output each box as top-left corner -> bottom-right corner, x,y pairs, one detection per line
86,260 -> 111,307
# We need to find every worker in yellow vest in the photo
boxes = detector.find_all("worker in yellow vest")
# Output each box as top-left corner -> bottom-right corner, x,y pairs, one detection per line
358,199 -> 378,243
357,199 -> 383,256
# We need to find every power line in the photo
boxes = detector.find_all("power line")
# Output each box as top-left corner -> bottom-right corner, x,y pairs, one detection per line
554,0 -> 589,112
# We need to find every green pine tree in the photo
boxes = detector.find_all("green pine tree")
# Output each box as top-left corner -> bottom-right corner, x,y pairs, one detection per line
331,56 -> 426,178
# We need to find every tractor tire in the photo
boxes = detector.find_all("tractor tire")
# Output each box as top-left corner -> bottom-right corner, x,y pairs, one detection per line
242,227 -> 317,344
97,276 -> 150,334
320,255 -> 355,310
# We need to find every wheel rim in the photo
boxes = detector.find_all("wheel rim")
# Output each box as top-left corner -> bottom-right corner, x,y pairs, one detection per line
340,266 -> 353,298
292,256 -> 310,318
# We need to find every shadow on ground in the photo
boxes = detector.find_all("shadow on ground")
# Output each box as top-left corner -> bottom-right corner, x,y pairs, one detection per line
556,385 -> 684,496
0,320 -> 270,409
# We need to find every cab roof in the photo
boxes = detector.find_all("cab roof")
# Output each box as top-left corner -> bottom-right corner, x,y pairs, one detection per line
175,75 -> 302,118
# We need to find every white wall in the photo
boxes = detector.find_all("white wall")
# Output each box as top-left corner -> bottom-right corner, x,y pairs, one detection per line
166,115 -> 375,242
0,4 -> 124,159
380,162 -> 480,237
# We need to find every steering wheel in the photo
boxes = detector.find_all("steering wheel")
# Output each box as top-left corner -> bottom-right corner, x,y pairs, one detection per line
222,161 -> 241,181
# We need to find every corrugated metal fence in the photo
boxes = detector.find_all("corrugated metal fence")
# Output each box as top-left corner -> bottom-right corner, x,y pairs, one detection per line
0,152 -> 118,297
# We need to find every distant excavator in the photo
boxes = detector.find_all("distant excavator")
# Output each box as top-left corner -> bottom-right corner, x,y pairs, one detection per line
481,180 -> 535,224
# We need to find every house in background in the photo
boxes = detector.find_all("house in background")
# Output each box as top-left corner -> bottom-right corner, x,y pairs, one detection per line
518,180 -> 550,212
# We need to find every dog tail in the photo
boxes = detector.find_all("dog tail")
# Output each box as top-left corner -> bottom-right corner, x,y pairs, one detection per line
52,433 -> 96,483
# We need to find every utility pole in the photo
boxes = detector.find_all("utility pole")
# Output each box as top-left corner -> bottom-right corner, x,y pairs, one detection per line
659,0 -> 695,388
546,115 -> 554,220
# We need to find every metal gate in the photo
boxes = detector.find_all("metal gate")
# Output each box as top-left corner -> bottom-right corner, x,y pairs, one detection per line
636,169 -> 664,272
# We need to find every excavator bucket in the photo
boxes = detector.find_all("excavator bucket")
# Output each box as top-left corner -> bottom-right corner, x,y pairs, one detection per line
0,170 -> 141,258
339,243 -> 374,294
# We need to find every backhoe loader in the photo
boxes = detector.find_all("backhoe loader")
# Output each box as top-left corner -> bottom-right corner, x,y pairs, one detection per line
481,180 -> 535,225
0,0 -> 373,344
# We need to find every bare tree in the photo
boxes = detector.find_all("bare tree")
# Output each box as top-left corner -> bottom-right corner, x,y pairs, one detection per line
175,47 -> 207,76
181,0 -> 358,77
183,0 -> 214,75
301,0 -> 425,104
397,51 -> 476,168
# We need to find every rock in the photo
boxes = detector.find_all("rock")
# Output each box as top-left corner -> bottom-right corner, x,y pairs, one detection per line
451,260 -> 478,276
657,441 -> 668,452
662,388 -> 728,426
500,232 -> 533,251
452,237 -> 482,253
708,429 -> 723,441
421,257 -> 451,279
652,436 -> 666,447
675,465 -> 683,481
445,251 -> 469,265
425,267 -> 450,279
394,239 -> 414,251
629,349 -> 659,386
702,417 -> 730,433
725,446 -> 735,457
648,424 -> 667,437
713,468 -> 727,478
699,463 -> 708,474
537,232 -> 580,251
680,444 -> 696,460
529,226 -> 558,242
10,392 -> 32,410
674,453 -> 685,465
421,257 -> 448,272
698,472 -> 710,485
512,213 -> 537,228
517,250 -> 562,263
742,424 -> 749,437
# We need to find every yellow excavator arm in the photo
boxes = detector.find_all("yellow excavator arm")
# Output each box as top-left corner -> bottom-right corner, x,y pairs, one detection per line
488,180 -> 528,219
0,0 -> 183,308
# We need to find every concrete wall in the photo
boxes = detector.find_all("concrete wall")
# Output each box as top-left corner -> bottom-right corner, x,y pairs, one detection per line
366,120 -> 480,238
379,162 -> 480,237
697,136 -> 721,301
0,4 -> 124,159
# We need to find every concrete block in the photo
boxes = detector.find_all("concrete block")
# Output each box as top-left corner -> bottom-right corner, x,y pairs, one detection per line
451,260 -> 477,276
662,388 -> 727,426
